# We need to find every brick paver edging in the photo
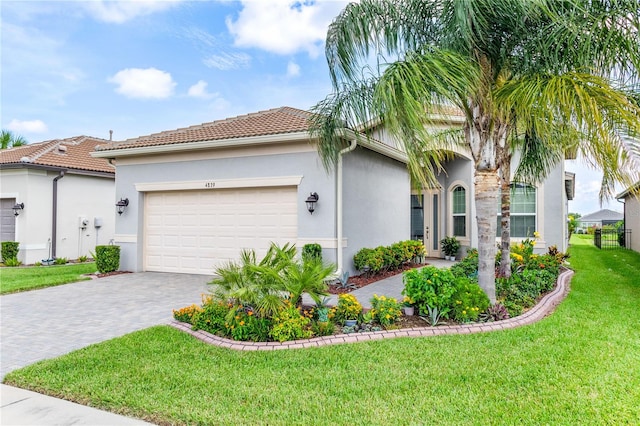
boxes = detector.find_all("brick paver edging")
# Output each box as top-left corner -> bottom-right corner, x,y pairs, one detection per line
169,268 -> 574,351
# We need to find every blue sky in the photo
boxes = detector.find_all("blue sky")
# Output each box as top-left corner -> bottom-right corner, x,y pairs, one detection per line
1,0 -> 621,215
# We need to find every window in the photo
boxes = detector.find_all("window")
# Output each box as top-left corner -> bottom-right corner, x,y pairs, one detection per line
452,186 -> 466,237
497,183 -> 536,237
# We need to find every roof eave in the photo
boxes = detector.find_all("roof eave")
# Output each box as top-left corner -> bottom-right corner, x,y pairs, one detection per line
616,182 -> 640,200
92,131 -> 313,159
0,162 -> 114,178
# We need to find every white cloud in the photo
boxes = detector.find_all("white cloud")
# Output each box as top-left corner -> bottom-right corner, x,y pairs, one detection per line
6,119 -> 48,134
188,80 -> 216,99
82,1 -> 184,24
182,27 -> 252,70
287,61 -> 301,77
108,68 -> 176,99
226,1 -> 348,57
203,53 -> 252,70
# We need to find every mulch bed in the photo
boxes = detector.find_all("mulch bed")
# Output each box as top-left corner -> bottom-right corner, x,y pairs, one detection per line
327,262 -> 423,294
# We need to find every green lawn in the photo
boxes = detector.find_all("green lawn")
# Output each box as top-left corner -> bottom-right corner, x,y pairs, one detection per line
0,263 -> 97,294
4,244 -> 640,425
570,234 -> 594,246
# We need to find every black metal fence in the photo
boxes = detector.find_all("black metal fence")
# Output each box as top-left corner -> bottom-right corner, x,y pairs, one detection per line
594,229 -> 631,250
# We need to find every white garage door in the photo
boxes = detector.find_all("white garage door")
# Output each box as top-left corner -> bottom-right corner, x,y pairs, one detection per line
145,187 -> 298,274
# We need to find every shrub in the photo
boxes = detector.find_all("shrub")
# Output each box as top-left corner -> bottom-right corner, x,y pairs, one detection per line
405,239 -> 426,260
1,241 -> 19,262
173,304 -> 202,324
375,246 -> 395,272
78,255 -> 88,263
191,298 -> 232,335
54,257 -> 68,265
402,266 -> 457,318
496,265 -> 558,317
4,257 -> 22,267
311,320 -> 335,337
226,307 -> 272,342
331,294 -> 363,323
95,245 -> 120,273
353,247 -> 384,275
370,294 -> 402,327
451,249 -> 478,280
269,304 -> 312,342
451,278 -> 490,322
302,243 -> 322,263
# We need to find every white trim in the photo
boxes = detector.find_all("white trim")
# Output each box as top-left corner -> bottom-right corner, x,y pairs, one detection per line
21,243 -> 48,250
297,238 -> 348,249
114,234 -> 137,244
0,192 -> 20,199
135,175 -> 303,192
92,132 -> 312,158
115,142 -> 317,166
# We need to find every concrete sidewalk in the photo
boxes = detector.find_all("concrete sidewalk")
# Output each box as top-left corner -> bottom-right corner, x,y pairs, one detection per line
0,384 -> 152,425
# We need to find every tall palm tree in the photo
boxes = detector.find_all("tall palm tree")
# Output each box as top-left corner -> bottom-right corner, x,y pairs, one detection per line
310,0 -> 640,302
0,130 -> 27,149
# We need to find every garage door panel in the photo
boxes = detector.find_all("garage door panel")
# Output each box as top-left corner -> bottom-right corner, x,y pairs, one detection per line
145,187 -> 298,274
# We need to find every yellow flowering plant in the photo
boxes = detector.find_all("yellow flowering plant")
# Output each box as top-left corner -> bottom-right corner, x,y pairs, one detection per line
334,294 -> 363,321
370,294 -> 402,327
451,278 -> 490,322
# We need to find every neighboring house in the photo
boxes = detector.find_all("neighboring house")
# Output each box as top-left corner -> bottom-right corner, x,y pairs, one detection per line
616,183 -> 640,252
0,136 -> 116,264
576,208 -> 623,231
93,106 -> 574,276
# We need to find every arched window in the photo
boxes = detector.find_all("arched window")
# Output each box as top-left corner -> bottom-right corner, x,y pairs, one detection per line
452,186 -> 466,237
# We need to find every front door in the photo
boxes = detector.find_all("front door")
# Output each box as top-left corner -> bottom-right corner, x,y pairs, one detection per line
411,190 -> 441,257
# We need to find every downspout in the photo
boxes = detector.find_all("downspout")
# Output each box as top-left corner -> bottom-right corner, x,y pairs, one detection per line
51,171 -> 65,259
336,139 -> 357,273
617,197 -> 626,248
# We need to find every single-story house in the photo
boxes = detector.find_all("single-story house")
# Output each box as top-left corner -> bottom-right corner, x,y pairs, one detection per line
0,136 -> 116,264
616,183 -> 640,252
576,208 -> 623,232
93,106 -> 574,276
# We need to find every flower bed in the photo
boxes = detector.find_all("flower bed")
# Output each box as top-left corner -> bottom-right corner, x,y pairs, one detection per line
173,242 -> 569,343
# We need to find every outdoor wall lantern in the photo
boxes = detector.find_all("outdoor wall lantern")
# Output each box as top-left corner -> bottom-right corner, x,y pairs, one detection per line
305,192 -> 319,215
116,198 -> 129,215
12,202 -> 24,216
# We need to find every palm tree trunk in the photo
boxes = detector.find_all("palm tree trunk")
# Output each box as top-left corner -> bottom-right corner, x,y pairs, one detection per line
498,154 -> 511,278
475,169 -> 499,303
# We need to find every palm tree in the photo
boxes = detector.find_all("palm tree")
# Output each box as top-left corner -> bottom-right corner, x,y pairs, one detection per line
1,130 -> 27,149
310,0 -> 640,302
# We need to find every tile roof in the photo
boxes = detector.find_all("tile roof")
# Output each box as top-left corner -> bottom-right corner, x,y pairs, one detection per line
96,106 -> 314,152
0,136 -> 115,174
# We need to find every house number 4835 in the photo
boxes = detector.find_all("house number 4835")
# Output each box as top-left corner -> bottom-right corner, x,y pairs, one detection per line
205,182 -> 216,188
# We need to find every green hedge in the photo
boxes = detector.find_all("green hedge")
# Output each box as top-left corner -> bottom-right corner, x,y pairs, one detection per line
1,241 -> 19,262
353,240 -> 425,275
95,245 -> 120,273
302,243 -> 322,263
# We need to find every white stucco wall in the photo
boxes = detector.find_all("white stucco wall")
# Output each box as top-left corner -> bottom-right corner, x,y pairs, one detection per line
624,194 -> 640,252
0,168 -> 115,264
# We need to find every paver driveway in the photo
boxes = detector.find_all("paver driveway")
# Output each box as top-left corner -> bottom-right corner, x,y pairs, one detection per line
0,272 -> 211,379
